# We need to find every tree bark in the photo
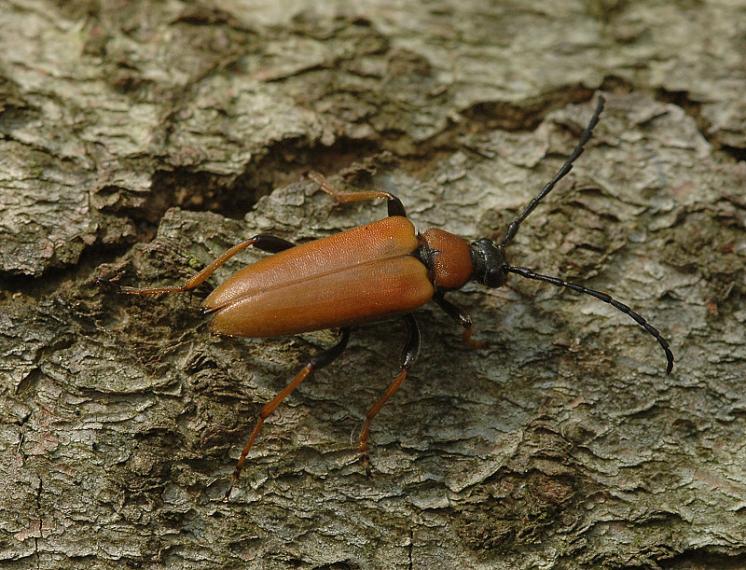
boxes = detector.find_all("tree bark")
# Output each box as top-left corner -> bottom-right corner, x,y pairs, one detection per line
1,1 -> 744,568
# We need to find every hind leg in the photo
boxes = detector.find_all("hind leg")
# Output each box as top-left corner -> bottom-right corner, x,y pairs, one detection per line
103,235 -> 295,296
225,328 -> 351,498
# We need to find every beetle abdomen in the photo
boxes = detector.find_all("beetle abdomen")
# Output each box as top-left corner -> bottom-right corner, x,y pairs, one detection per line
205,216 -> 434,337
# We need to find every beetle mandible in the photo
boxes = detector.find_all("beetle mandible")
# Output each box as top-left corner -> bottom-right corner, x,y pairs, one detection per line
106,95 -> 674,497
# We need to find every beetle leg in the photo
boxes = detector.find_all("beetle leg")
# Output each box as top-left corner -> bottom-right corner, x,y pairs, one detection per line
433,291 -> 487,349
114,234 -> 295,297
358,314 -> 420,475
307,170 -> 407,217
225,328 -> 351,499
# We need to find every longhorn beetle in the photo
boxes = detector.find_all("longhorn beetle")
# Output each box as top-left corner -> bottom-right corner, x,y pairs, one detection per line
104,95 -> 674,497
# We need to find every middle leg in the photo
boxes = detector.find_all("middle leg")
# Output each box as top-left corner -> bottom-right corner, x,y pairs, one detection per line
358,314 -> 421,474
434,290 -> 486,349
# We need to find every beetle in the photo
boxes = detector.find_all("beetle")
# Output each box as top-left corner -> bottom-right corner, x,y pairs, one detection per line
105,95 -> 674,496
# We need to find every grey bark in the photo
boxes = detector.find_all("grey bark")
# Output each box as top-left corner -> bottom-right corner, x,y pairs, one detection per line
1,1 -> 744,568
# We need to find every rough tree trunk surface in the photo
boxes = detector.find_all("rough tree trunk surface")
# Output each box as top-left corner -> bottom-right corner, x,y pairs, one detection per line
1,1 -> 744,568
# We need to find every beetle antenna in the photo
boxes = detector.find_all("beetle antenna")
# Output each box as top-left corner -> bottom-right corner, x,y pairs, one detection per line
500,95 -> 606,248
504,264 -> 674,374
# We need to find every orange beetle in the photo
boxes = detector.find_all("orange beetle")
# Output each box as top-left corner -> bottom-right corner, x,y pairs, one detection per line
107,96 -> 673,496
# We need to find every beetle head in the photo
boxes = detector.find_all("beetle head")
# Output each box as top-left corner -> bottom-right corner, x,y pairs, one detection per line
470,239 -> 508,288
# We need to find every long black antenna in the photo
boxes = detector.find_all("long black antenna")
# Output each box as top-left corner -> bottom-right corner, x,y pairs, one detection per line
506,265 -> 674,374
500,95 -> 606,247
494,95 -> 673,373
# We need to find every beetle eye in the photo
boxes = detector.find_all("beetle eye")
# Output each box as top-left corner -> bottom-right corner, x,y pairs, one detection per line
485,267 -> 508,288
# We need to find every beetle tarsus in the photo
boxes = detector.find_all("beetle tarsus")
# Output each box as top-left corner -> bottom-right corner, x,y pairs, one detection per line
223,476 -> 237,501
359,453 -> 372,477
462,326 -> 488,350
95,276 -> 121,292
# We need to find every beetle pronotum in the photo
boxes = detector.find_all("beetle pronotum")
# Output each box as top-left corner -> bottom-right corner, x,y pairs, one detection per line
104,95 -> 673,497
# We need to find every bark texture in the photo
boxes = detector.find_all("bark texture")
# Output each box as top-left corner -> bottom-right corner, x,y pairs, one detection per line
1,1 -> 745,568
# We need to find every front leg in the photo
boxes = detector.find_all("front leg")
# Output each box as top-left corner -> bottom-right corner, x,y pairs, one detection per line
433,291 -> 486,349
